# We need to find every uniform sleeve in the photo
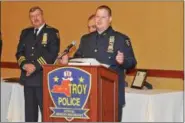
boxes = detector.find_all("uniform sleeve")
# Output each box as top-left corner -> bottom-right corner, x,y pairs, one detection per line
15,30 -> 29,70
117,36 -> 137,70
33,30 -> 60,72
73,35 -> 85,58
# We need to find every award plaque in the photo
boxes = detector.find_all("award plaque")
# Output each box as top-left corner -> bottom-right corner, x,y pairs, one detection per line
131,69 -> 148,89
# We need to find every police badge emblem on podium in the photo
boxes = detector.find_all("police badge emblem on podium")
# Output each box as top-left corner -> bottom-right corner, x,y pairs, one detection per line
48,67 -> 92,121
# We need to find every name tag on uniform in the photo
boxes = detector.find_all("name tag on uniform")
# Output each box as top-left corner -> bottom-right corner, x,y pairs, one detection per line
107,36 -> 115,53
42,33 -> 48,45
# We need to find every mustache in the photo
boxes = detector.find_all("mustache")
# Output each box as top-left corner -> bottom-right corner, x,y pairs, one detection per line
33,19 -> 39,23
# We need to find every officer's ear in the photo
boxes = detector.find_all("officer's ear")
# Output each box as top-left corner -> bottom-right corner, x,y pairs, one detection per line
109,16 -> 112,23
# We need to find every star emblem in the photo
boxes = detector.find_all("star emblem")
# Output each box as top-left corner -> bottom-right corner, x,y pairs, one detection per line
79,76 -> 84,83
53,76 -> 59,82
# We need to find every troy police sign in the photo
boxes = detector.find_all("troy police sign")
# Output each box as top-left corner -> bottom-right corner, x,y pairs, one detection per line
48,67 -> 91,121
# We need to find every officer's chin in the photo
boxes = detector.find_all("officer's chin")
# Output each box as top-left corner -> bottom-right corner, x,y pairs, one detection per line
96,26 -> 103,31
33,23 -> 41,28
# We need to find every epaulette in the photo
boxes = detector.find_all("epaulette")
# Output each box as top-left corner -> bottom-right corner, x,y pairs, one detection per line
46,25 -> 53,28
25,26 -> 33,29
23,26 -> 33,31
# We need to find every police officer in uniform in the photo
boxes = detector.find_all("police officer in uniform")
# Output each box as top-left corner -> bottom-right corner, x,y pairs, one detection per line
15,6 -> 60,122
87,14 -> 96,33
60,5 -> 137,122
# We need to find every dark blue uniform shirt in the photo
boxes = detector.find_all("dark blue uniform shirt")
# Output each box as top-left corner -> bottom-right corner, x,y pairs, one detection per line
74,26 -> 137,105
16,24 -> 60,87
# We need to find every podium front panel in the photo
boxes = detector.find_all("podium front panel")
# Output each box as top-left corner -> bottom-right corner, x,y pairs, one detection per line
43,65 -> 118,122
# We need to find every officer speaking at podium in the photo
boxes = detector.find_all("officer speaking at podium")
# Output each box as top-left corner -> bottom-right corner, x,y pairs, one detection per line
15,6 -> 60,122
60,5 -> 137,122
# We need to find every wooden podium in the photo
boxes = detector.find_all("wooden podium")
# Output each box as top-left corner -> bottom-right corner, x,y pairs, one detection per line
43,65 -> 118,122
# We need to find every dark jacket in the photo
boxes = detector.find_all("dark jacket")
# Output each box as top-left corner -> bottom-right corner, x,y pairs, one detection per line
74,26 -> 137,105
15,24 -> 60,87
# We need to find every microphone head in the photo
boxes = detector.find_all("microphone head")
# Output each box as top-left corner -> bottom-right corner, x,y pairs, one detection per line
72,41 -> 76,46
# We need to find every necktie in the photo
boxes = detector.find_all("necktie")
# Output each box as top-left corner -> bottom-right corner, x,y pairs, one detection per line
34,28 -> 38,39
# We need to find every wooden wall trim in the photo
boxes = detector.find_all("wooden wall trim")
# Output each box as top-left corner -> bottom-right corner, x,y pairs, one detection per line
1,61 -> 19,69
1,61 -> 184,79
127,69 -> 184,80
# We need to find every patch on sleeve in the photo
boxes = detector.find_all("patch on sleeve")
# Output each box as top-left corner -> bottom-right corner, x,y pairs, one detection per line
56,32 -> 60,39
125,39 -> 131,47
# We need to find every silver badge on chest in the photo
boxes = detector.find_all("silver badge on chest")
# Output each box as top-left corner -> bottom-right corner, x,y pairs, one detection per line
107,36 -> 115,53
42,33 -> 48,46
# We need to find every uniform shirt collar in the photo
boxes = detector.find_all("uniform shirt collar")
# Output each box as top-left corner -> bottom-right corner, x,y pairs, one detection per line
34,23 -> 45,35
96,26 -> 113,37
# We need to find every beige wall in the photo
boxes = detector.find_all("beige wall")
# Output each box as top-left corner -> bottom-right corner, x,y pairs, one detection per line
1,2 -> 184,89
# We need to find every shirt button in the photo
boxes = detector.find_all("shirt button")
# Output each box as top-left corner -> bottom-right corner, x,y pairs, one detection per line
31,54 -> 34,56
94,49 -> 98,52
32,47 -> 34,49
108,56 -> 111,59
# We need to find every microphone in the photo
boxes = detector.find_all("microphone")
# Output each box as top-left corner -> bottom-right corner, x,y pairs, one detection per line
54,41 -> 76,64
62,41 -> 76,55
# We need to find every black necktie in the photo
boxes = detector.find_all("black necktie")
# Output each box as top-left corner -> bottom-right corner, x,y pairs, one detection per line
34,28 -> 38,39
